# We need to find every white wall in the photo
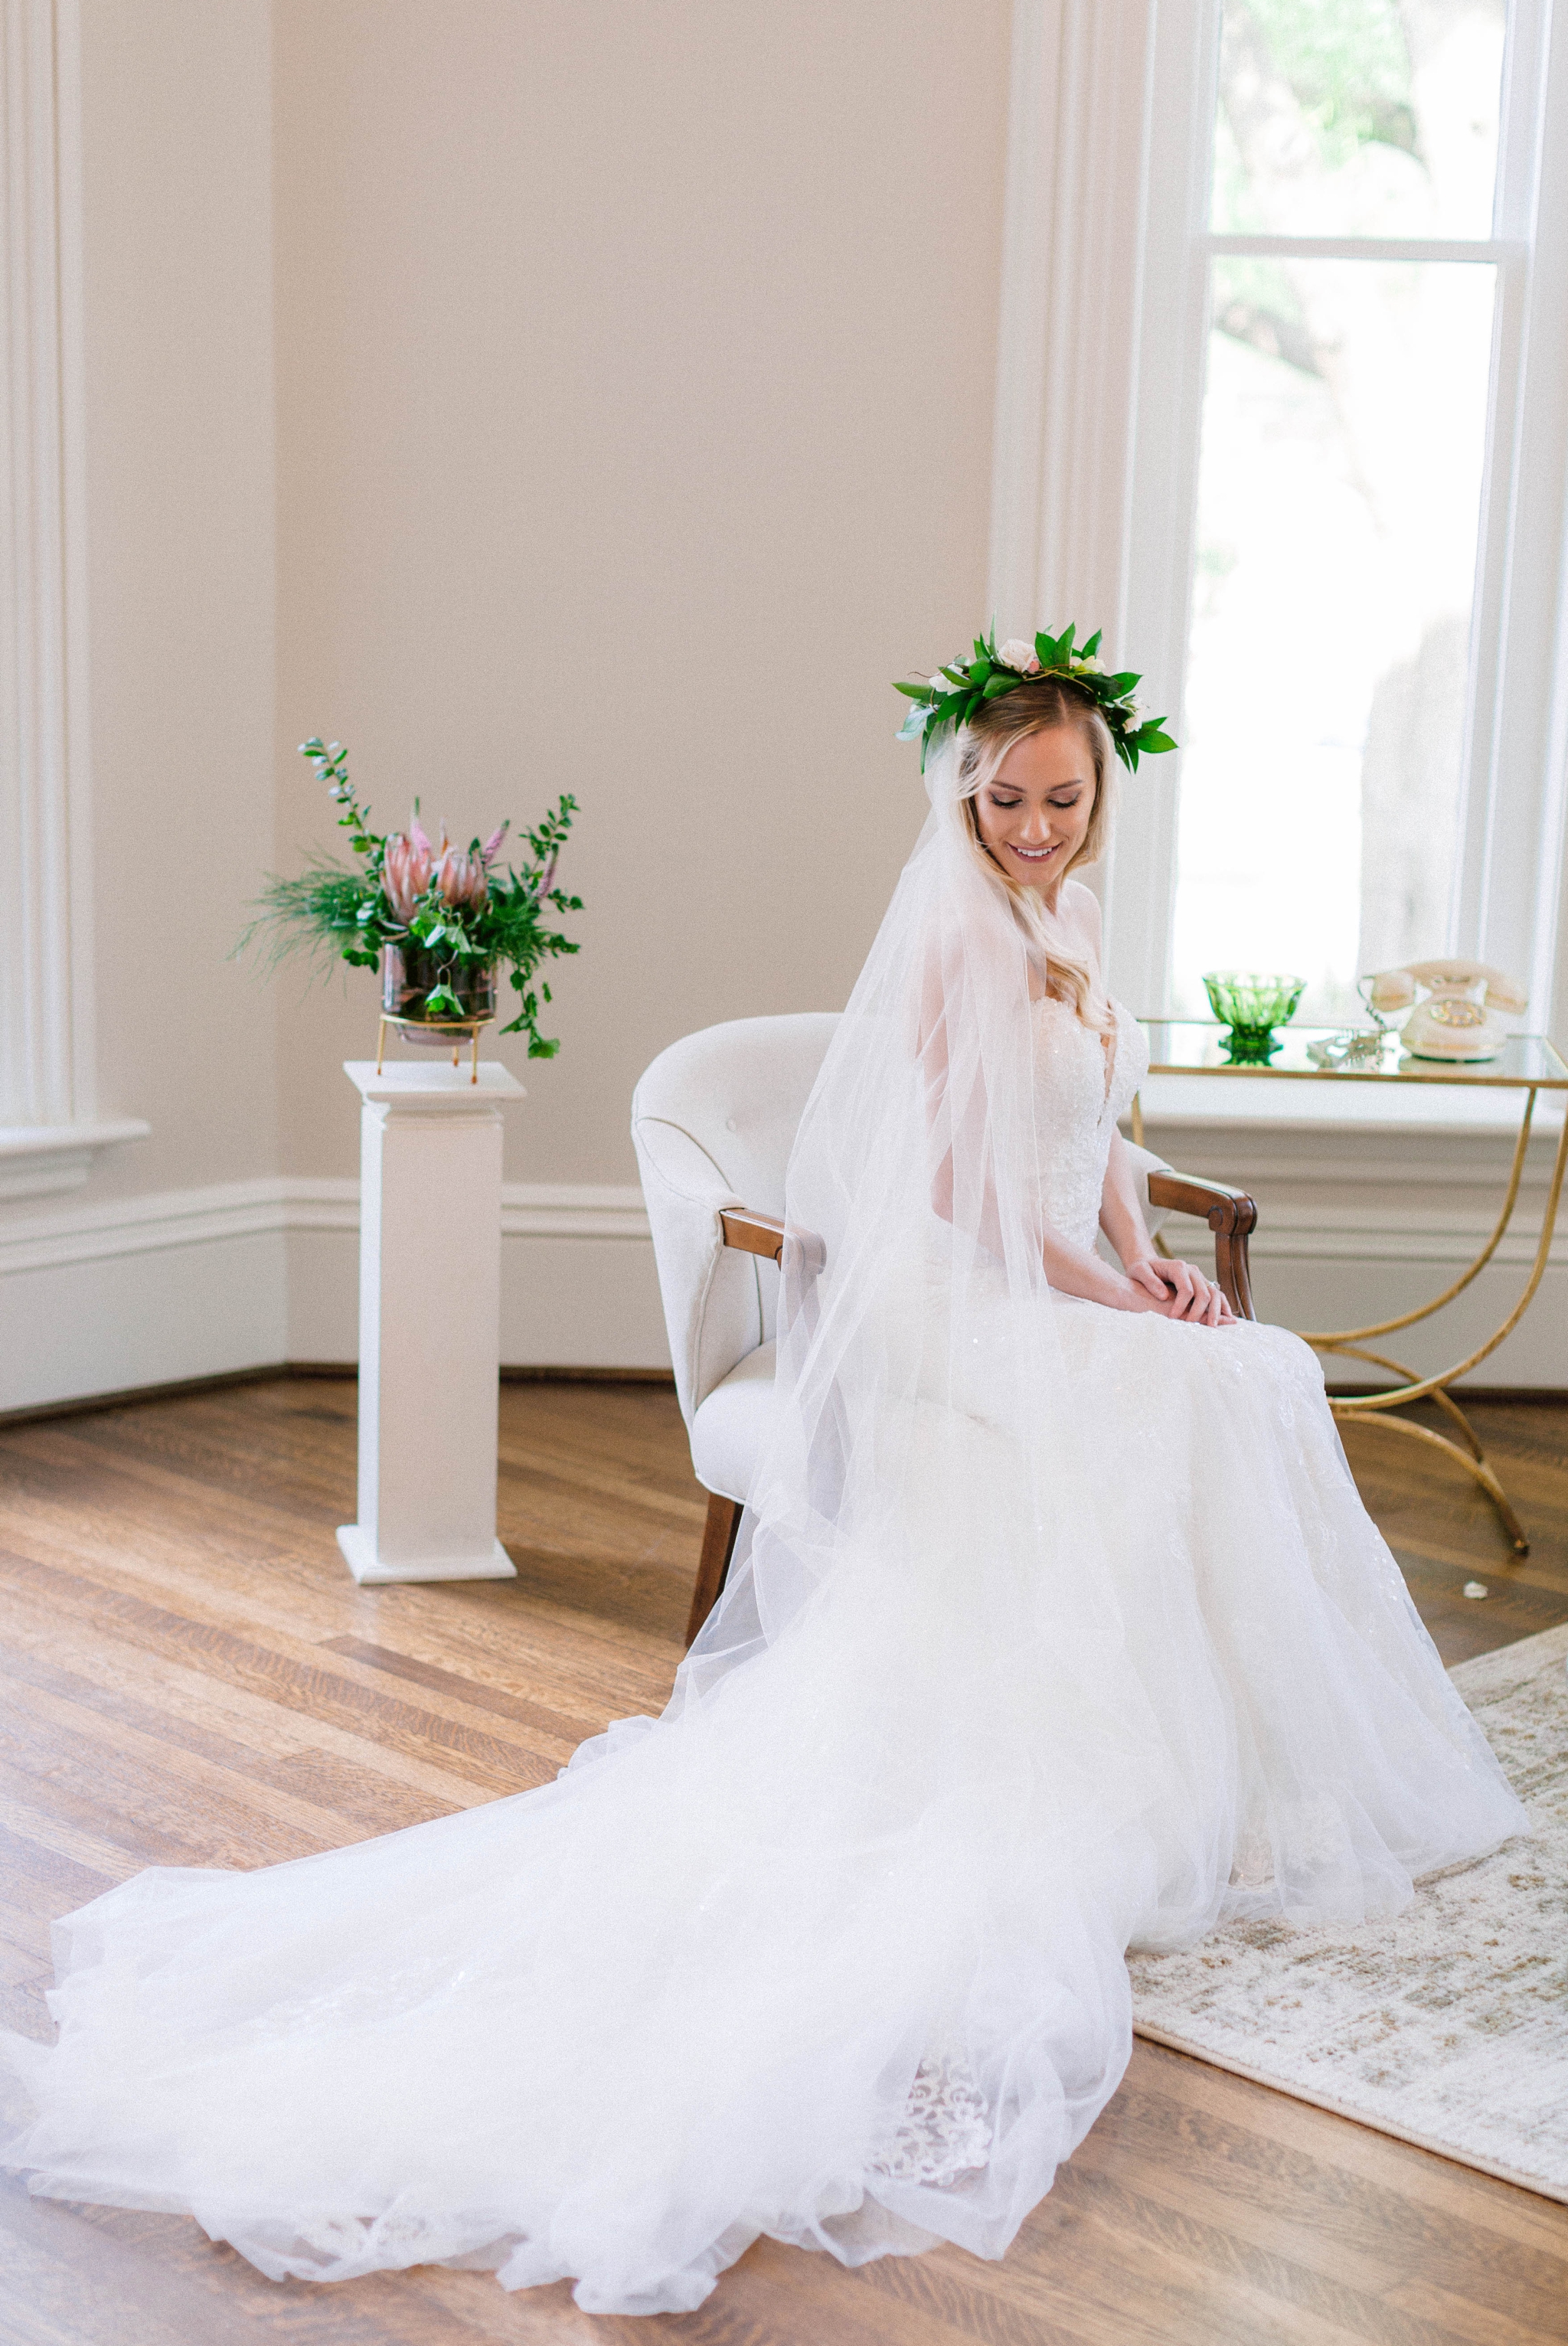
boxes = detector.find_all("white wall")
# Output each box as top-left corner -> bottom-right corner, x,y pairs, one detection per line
77,0 -> 277,1208
0,0 -> 282,1407
4,0 -> 1014,1407
269,0 -> 1012,1191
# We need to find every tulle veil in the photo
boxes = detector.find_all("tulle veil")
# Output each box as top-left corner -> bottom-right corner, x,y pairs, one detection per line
673,731 -> 1173,1822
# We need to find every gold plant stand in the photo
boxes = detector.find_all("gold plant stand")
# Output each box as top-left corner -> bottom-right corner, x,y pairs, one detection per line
376,1012 -> 492,1083
1132,1022 -> 1568,1560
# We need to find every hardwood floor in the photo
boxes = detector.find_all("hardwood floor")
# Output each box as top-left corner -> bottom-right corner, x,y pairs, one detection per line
1,1376 -> 1565,2345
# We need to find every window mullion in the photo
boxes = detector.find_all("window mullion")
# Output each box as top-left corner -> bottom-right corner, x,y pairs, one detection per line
1453,244 -> 1530,963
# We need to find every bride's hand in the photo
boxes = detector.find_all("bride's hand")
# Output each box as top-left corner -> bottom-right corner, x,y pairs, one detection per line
1124,1255 -> 1235,1327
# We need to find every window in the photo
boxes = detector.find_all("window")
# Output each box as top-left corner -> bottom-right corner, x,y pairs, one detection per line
1175,0 -> 1512,1020
991,0 -> 1568,1043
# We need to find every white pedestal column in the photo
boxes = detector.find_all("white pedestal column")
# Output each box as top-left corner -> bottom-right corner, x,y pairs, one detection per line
337,1060 -> 526,1584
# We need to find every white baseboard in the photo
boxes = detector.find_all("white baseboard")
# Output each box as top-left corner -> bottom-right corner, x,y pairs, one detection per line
2,1135 -> 1564,1415
1,1176 -> 670,1414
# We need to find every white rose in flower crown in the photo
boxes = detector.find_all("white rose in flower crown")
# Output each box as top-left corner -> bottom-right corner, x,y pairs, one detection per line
928,673 -> 949,694
996,639 -> 1040,674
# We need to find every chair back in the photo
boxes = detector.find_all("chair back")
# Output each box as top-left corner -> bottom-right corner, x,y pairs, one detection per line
632,1014 -> 839,1426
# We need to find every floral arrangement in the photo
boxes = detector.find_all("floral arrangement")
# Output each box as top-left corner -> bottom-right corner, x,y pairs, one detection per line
245,740 -> 582,1057
894,623 -> 1177,773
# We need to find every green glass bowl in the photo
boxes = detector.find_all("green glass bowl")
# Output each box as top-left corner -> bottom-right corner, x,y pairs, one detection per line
1201,970 -> 1308,1036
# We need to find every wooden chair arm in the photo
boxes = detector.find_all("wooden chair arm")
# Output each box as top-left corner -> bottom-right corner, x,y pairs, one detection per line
720,1208 -> 825,1279
1145,1170 -> 1257,1233
1145,1170 -> 1258,1322
719,1208 -> 787,1262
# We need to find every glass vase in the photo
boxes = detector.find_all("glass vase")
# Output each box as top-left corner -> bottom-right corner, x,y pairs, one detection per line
381,945 -> 497,1044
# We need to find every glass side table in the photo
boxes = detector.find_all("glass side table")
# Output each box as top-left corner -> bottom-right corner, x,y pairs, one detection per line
1130,1021 -> 1568,1557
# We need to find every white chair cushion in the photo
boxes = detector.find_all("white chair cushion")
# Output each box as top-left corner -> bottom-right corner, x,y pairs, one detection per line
689,1341 -> 777,1506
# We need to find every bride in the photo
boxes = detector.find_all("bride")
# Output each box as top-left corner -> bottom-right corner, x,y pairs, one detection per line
1,630 -> 1524,2315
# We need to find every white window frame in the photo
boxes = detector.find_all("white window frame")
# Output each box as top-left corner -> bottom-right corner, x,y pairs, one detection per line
990,0 -> 1568,1051
0,0 -> 145,1193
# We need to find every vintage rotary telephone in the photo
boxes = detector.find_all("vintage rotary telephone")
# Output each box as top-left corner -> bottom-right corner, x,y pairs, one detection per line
1362,959 -> 1528,1061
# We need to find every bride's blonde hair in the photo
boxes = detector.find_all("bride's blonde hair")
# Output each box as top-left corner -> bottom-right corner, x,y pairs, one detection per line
956,678 -> 1116,1034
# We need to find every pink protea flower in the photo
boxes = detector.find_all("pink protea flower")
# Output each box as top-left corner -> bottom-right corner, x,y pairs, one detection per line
436,847 -> 489,911
382,828 -> 435,921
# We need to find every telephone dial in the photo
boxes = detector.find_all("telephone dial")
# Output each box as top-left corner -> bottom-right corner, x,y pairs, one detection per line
1361,959 -> 1528,1063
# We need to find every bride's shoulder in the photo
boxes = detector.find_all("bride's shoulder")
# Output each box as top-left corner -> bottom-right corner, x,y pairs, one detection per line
1057,877 -> 1102,954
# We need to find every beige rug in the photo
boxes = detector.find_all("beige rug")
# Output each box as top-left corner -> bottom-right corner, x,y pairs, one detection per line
1129,1622 -> 1568,2201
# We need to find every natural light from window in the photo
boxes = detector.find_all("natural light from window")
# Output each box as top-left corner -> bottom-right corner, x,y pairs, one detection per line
1172,0 -> 1509,1022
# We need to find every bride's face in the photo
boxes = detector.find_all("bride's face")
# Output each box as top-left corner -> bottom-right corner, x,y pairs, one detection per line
972,724 -> 1096,898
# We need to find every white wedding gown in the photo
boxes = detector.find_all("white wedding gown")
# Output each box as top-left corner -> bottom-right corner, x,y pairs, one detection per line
1,990 -> 1524,2315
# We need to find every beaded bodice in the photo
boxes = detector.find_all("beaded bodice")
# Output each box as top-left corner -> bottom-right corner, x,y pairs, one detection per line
1031,996 -> 1148,1252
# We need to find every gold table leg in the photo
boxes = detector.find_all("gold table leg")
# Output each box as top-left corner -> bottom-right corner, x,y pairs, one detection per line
1309,1090 -> 1567,1560
1130,1083 -> 1566,1559
1318,1344 -> 1529,1555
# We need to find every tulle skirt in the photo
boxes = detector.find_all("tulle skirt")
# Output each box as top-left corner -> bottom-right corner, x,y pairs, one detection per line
0,1309 -> 1524,2314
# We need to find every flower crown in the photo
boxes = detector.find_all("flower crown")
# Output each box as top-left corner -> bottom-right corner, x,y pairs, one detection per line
894,623 -> 1177,773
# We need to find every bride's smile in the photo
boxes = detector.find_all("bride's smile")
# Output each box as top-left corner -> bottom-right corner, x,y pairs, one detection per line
972,726 -> 1096,902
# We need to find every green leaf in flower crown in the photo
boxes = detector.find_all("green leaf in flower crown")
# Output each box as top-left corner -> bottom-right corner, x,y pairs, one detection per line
893,624 -> 1174,774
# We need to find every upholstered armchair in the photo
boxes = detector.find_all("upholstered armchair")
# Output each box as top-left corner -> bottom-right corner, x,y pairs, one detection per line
632,1015 -> 1257,1646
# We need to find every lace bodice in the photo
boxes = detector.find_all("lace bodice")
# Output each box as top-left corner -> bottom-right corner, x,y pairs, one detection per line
1031,996 -> 1148,1253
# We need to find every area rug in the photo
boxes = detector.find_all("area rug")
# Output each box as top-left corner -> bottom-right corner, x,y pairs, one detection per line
1129,1622 -> 1568,2201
